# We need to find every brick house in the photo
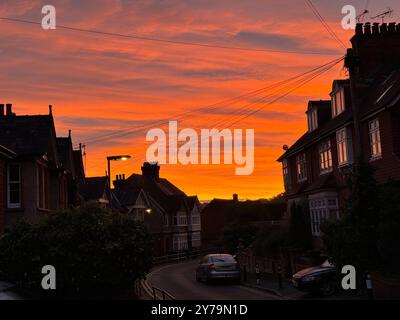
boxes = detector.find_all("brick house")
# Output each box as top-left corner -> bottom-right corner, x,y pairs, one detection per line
277,23 -> 400,248
0,145 -> 16,234
112,162 -> 201,256
0,104 -> 84,228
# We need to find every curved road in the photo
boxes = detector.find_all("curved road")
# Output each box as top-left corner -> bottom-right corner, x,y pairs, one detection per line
147,261 -> 280,300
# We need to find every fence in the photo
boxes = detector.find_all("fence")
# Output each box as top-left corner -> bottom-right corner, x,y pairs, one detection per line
152,247 -> 223,266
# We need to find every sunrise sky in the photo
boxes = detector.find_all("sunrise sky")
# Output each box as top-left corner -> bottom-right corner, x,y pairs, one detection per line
1,0 -> 399,200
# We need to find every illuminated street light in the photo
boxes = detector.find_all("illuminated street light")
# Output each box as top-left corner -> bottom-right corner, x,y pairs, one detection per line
106,155 -> 131,189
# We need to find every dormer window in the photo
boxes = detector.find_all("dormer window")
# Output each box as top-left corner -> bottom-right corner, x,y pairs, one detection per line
307,108 -> 318,132
332,88 -> 345,117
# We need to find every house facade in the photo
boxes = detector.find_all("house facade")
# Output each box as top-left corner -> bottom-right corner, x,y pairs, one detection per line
0,104 -> 84,230
112,162 -> 202,256
278,22 -> 400,248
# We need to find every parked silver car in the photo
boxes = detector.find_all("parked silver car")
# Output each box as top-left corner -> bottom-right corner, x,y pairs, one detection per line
195,254 -> 240,283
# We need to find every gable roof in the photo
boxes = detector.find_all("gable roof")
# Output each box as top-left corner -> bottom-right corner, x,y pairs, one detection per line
0,114 -> 56,158
78,176 -> 108,201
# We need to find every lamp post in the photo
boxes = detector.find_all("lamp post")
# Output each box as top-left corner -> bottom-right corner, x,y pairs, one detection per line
106,155 -> 131,189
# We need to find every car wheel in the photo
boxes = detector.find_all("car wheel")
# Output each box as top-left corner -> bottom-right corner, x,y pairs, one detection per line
319,280 -> 336,296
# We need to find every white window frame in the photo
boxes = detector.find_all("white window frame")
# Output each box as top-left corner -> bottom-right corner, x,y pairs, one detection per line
319,140 -> 333,174
282,159 -> 290,188
296,153 -> 307,182
332,88 -> 345,117
309,194 -> 339,236
369,118 -> 382,161
191,214 -> 200,225
173,234 -> 188,251
336,127 -> 353,166
7,163 -> 21,209
307,108 -> 318,132
174,212 -> 188,226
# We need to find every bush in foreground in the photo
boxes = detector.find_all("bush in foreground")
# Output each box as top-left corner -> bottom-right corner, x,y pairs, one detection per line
0,202 -> 153,297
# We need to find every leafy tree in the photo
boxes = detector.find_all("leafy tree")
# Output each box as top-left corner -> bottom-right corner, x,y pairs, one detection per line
222,223 -> 257,253
0,202 -> 153,297
321,163 -> 382,272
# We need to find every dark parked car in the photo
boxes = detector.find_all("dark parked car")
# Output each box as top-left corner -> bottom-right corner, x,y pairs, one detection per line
196,254 -> 240,283
292,259 -> 339,296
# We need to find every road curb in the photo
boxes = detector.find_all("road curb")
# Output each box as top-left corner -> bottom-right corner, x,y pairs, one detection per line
240,282 -> 289,299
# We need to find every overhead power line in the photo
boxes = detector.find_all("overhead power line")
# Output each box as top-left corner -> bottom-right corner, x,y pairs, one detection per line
0,16 -> 339,56
304,0 -> 347,50
75,56 -> 343,147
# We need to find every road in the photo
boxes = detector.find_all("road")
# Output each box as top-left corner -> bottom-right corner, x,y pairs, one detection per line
147,261 -> 280,300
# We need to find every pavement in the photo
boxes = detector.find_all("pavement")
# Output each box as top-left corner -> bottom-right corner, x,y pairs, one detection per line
241,272 -> 362,300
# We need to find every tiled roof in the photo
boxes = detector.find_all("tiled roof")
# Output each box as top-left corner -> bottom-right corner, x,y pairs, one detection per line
0,115 -> 55,157
78,176 -> 108,201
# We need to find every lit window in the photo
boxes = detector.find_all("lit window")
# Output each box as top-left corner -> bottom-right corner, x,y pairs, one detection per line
296,153 -> 307,182
307,108 -> 318,132
369,119 -> 382,160
7,164 -> 21,208
319,140 -> 333,174
332,88 -> 345,117
336,128 -> 353,166
282,159 -> 290,188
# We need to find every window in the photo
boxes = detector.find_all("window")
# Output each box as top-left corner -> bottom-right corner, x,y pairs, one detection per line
7,164 -> 21,208
173,234 -> 188,251
282,159 -> 290,188
296,153 -> 307,182
37,165 -> 48,209
369,118 -> 382,160
133,209 -> 144,221
307,108 -> 318,132
191,232 -> 201,248
173,212 -> 188,226
332,88 -> 345,117
336,127 -> 353,166
191,214 -> 200,225
319,140 -> 333,174
164,214 -> 169,226
309,196 -> 339,236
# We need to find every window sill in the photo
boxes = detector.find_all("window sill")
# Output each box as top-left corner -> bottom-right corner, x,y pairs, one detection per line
320,169 -> 333,175
369,155 -> 382,162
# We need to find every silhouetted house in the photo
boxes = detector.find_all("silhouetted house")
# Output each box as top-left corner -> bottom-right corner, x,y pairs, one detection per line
113,162 -> 201,256
78,176 -> 111,205
278,23 -> 400,248
0,104 -> 84,228
201,194 -> 285,247
0,144 -> 15,234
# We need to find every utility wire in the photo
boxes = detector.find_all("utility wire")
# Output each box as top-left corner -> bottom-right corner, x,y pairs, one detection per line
304,0 -> 347,50
75,56 -> 343,146
0,16 -> 340,56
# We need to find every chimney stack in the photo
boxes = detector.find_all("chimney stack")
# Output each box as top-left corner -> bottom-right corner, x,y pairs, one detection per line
141,162 -> 160,181
0,104 -> 4,116
6,103 -> 13,116
363,22 -> 371,36
372,23 -> 380,35
233,193 -> 238,202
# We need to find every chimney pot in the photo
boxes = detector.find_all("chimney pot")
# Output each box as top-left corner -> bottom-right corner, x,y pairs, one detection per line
355,23 -> 363,36
6,103 -> 12,116
363,23 -> 371,35
380,23 -> 388,34
388,22 -> 396,33
49,105 -> 53,115
141,162 -> 160,181
372,23 -> 380,35
233,193 -> 238,202
0,104 -> 4,116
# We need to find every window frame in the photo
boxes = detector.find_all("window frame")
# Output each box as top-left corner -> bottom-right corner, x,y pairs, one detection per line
319,140 -> 333,174
296,153 -> 307,182
336,127 -> 353,166
282,159 -> 291,188
369,118 -> 382,161
7,163 -> 21,209
332,88 -> 345,117
309,196 -> 339,236
307,108 -> 318,132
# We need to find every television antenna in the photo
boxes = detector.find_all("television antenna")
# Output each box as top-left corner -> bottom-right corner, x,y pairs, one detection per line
356,10 -> 369,23
371,7 -> 394,23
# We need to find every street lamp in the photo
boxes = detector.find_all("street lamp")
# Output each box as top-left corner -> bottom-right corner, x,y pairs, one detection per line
106,155 -> 131,189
